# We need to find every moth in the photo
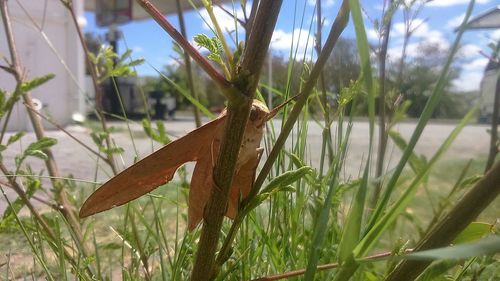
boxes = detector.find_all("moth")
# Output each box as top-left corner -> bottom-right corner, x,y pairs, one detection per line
79,99 -> 283,231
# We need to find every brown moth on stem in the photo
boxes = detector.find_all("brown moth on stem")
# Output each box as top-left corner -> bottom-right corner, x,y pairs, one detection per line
79,99 -> 286,231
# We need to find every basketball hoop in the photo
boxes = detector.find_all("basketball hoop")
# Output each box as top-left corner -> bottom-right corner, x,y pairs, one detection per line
96,0 -> 132,27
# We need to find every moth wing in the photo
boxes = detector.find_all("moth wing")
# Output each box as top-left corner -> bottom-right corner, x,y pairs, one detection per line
226,153 -> 260,219
79,117 -> 226,218
187,141 -> 219,231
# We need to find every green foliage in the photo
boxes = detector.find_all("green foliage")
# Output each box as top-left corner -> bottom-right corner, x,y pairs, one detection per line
90,128 -> 124,156
194,34 -> 225,68
142,119 -> 171,145
88,45 -> 144,83
19,74 -> 55,93
14,137 -> 57,167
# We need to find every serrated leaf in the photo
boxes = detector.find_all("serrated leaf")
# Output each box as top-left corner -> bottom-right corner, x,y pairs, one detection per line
102,147 -> 124,155
26,150 -> 49,160
7,131 -> 25,146
20,74 -> 55,93
26,137 -> 57,153
261,166 -> 312,194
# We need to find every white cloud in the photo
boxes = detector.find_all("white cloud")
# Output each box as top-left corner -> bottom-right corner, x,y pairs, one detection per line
200,4 -> 247,34
367,28 -> 379,41
452,71 -> 483,91
392,19 -> 444,40
446,13 -> 465,29
271,28 -> 316,55
458,44 -> 481,59
307,0 -> 335,8
387,35 -> 450,61
453,57 -> 488,91
132,46 -> 144,53
427,0 -> 490,7
462,57 -> 489,72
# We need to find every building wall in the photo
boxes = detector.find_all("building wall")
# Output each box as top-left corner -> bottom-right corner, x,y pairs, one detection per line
0,0 -> 85,131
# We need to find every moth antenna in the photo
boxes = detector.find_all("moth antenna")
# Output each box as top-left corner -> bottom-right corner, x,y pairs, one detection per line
266,92 -> 302,120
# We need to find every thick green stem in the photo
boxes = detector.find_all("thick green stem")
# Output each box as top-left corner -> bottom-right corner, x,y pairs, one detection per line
190,2 -> 283,280
384,160 -> 500,281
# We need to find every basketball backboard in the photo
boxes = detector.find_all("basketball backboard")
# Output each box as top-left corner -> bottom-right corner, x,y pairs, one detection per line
86,0 -> 228,25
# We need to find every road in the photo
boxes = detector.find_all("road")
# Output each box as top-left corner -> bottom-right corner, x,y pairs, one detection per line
0,119 -> 491,212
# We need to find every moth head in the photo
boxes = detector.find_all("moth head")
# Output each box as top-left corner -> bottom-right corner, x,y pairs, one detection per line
249,100 -> 271,128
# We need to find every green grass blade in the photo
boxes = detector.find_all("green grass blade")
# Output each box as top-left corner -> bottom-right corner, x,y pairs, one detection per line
402,235 -> 500,261
367,0 -> 476,230
354,106 -> 478,257
336,0 -> 376,266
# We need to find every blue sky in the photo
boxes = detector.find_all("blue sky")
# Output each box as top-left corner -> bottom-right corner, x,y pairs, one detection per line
84,0 -> 499,92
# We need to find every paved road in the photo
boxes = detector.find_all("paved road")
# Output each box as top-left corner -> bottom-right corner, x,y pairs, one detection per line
0,119 -> 491,212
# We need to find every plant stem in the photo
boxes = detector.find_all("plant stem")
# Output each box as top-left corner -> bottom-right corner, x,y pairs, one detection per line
136,0 -> 231,90
384,160 -> 500,281
485,73 -> 500,172
175,0 -> 202,127
215,0 -> 350,268
373,0 -> 394,207
251,251 -> 395,281
190,2 -> 283,280
0,0 -> 85,253
60,0 -> 118,175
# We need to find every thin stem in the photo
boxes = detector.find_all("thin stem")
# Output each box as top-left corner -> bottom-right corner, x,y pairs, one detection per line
485,73 -> 500,172
215,0 -> 350,268
190,2 -> 283,280
135,0 -> 231,90
0,0 -> 85,252
24,103 -> 109,164
0,163 -> 85,276
204,2 -> 233,76
373,0 -> 394,207
251,251 -> 397,281
59,0 -> 118,175
175,0 -> 202,127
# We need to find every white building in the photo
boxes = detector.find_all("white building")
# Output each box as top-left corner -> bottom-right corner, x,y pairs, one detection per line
0,0 -> 86,131
0,0 -> 226,131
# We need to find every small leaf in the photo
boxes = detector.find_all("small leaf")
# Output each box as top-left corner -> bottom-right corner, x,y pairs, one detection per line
261,166 -> 312,194
453,222 -> 493,245
26,137 -> 57,153
20,74 -> 55,93
7,131 -> 25,146
102,147 -> 124,155
26,150 -> 49,160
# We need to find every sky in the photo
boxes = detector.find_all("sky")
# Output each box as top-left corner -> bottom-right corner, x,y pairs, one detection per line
83,0 -> 500,92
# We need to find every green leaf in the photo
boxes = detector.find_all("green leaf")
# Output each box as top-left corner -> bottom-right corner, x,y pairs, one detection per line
260,166 -> 312,194
25,137 -> 57,153
403,236 -> 500,261
142,119 -> 170,145
25,150 -> 48,160
102,147 -> 124,155
389,130 -> 425,174
20,74 -> 55,93
453,222 -> 493,245
7,131 -> 26,146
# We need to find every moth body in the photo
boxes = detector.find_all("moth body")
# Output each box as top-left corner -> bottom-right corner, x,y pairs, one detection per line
80,99 -> 276,231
